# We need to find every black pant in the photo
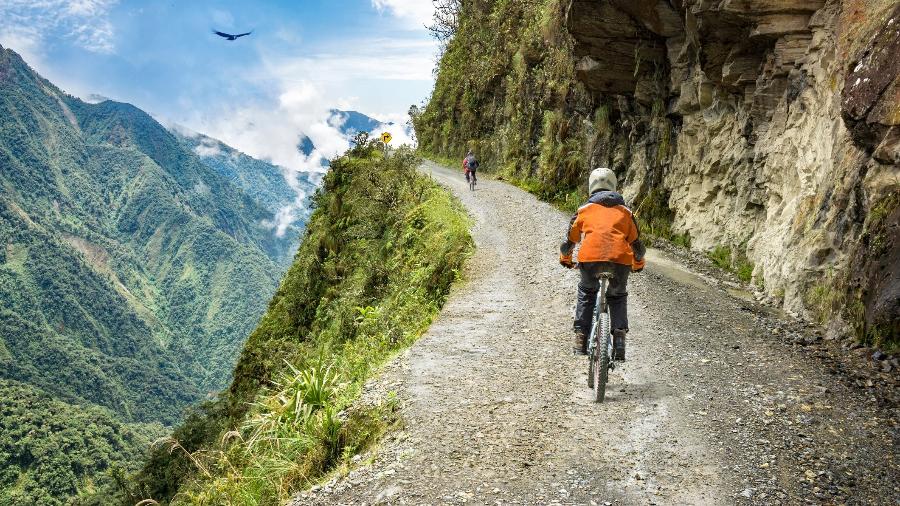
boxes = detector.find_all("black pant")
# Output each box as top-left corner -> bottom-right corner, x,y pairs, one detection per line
574,261 -> 630,336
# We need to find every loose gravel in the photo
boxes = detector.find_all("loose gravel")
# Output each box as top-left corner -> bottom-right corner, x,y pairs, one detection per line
290,161 -> 898,505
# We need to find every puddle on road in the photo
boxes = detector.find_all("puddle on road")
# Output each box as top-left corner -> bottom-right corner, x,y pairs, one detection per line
726,287 -> 755,303
643,249 -> 707,290
646,249 -> 761,306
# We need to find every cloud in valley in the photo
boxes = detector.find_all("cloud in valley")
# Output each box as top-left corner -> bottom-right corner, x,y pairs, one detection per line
0,1 -> 437,238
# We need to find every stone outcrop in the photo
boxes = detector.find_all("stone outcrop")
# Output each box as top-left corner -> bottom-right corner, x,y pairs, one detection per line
567,0 -> 899,340
841,5 -> 900,163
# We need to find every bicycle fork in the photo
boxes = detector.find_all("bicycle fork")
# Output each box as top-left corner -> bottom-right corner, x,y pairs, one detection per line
588,279 -> 615,371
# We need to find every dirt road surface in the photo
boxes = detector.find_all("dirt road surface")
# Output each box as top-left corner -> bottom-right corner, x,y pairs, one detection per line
292,161 -> 898,505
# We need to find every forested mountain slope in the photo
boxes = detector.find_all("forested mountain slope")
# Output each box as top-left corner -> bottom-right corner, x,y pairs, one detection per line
0,44 -> 309,503
414,0 -> 899,350
125,146 -> 472,505
174,129 -> 316,237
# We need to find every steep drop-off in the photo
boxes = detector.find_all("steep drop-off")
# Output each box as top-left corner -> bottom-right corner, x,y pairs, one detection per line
127,146 -> 472,505
415,0 -> 899,348
0,46 -> 311,503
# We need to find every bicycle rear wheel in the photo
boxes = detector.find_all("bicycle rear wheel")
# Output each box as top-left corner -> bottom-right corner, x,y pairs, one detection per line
594,311 -> 610,403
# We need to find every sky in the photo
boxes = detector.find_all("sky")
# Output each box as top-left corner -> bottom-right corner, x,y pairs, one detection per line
0,0 -> 437,174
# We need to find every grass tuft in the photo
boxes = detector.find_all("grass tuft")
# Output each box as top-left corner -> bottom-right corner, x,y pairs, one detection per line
707,245 -> 754,283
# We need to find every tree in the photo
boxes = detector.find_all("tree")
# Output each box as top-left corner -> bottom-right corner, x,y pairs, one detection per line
428,0 -> 461,44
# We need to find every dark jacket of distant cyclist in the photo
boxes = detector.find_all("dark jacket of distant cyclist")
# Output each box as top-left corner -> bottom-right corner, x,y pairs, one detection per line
464,153 -> 478,172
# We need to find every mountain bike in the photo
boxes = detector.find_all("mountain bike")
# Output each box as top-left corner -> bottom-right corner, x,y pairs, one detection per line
586,272 -> 615,402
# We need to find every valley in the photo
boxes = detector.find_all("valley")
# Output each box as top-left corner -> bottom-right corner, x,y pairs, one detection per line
0,1 -> 897,505
0,44 -> 314,503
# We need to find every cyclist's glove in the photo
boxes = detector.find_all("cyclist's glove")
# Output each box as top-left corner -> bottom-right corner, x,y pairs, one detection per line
559,253 -> 575,269
632,257 -> 646,273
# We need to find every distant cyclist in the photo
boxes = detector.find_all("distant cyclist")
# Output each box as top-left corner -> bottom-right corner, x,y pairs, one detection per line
463,151 -> 479,185
559,168 -> 645,360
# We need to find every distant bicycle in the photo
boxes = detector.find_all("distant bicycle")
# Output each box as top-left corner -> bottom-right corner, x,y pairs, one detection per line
463,151 -> 479,191
586,271 -> 616,402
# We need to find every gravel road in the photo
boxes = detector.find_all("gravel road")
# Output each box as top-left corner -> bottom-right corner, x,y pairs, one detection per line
292,161 -> 898,505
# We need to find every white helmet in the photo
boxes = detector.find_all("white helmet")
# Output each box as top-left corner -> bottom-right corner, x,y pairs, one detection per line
589,167 -> 617,194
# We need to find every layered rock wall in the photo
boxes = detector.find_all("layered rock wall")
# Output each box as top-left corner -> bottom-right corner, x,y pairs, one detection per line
568,0 -> 899,340
415,0 -> 897,344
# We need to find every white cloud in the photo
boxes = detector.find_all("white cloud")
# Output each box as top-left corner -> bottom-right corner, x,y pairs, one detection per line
372,0 -> 435,28
183,41 -> 425,237
262,205 -> 300,238
188,34 -> 433,172
193,138 -> 223,158
264,38 -> 437,89
0,0 -> 118,56
0,26 -> 44,69
185,79 -> 349,237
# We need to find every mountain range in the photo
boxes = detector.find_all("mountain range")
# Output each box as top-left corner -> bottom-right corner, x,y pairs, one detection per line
297,109 -> 409,157
0,44 -> 315,503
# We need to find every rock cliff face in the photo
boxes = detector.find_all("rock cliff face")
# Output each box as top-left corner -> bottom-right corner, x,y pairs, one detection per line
416,0 -> 897,345
565,0 -> 898,342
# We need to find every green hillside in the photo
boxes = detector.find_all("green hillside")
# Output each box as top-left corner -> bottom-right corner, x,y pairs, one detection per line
411,0 -> 585,205
125,145 -> 472,505
174,130 -> 307,213
0,45 -> 308,502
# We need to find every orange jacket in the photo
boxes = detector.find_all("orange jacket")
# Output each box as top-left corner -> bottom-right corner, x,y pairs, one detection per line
561,191 -> 645,270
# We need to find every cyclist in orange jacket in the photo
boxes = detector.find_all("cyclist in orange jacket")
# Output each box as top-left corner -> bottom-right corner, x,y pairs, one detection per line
559,167 -> 645,360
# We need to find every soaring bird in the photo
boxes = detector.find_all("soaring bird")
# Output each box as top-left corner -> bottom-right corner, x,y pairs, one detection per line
212,30 -> 252,41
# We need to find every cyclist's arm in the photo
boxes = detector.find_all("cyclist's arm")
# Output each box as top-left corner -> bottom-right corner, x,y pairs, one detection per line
560,211 -> 582,257
628,213 -> 645,262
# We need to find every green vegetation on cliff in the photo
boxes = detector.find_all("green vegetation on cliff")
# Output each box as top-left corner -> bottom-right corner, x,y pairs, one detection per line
127,145 -> 472,505
414,0 -> 584,202
412,0 -> 676,235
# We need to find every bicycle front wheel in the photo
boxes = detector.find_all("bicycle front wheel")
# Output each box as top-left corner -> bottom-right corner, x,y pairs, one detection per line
587,347 -> 595,388
594,312 -> 610,403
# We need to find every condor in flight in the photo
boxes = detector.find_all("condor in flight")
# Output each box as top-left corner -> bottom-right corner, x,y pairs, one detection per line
213,30 -> 252,41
